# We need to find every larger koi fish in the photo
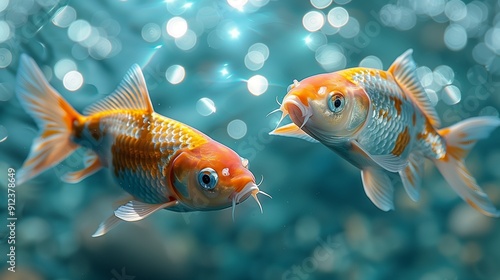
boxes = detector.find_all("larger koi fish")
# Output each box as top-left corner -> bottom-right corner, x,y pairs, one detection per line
16,54 -> 269,237
271,49 -> 500,216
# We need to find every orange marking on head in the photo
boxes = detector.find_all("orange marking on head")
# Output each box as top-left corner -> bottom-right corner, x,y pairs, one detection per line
392,127 -> 410,156
390,96 -> 403,115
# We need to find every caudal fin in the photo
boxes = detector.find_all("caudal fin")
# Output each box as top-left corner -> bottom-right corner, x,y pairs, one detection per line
435,117 -> 500,217
16,54 -> 83,185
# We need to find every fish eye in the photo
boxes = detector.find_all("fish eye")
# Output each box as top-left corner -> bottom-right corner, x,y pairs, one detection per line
198,168 -> 218,190
328,92 -> 345,113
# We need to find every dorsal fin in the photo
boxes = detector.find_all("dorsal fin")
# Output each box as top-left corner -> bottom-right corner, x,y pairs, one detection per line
388,49 -> 441,128
84,65 -> 154,115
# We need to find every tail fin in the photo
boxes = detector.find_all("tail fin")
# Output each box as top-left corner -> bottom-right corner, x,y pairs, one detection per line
435,117 -> 500,217
16,54 -> 83,185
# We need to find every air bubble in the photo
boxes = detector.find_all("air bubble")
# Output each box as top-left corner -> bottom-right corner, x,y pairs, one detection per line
227,119 -> 247,139
247,75 -> 268,96
441,85 -> 461,105
165,65 -> 186,84
166,17 -> 188,38
327,7 -> 349,28
196,98 -> 216,116
444,24 -> 467,51
0,48 -> 12,68
175,29 -> 197,50
63,71 -> 83,91
302,11 -> 325,32
359,56 -> 383,69
52,6 -> 76,28
142,23 -> 161,43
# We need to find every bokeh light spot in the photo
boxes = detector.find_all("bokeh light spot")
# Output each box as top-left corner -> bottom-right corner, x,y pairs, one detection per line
142,23 -> 161,43
227,0 -> 247,11
175,29 -> 197,50
247,75 -> 268,96
245,51 -> 265,71
433,65 -> 454,86
445,0 -> 467,21
338,17 -> 360,38
327,7 -> 349,28
196,97 -> 216,116
444,24 -> 467,51
0,48 -> 12,68
442,85 -> 461,105
63,71 -> 84,91
248,43 -> 269,60
165,65 -> 186,84
302,11 -> 325,32
315,44 -> 346,71
166,17 -> 188,38
305,32 -> 327,51
68,19 -> 91,42
311,0 -> 332,9
227,119 -> 247,139
54,59 -> 77,80
0,0 -> 8,13
359,55 -> 383,69
0,20 -> 11,43
52,5 -> 76,28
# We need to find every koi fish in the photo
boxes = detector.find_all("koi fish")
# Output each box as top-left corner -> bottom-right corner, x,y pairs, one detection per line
270,49 -> 500,216
16,54 -> 270,237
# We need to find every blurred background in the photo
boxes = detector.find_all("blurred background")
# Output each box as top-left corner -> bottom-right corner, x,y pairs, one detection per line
1,0 -> 500,279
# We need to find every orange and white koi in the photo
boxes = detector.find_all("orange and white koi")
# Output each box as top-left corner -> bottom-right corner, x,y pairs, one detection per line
16,54 -> 270,237
270,49 -> 500,216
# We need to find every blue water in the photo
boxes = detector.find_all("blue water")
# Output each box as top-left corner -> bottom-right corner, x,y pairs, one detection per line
1,0 -> 500,279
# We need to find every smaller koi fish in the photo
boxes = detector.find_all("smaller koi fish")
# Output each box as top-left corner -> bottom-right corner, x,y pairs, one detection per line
16,54 -> 270,237
270,49 -> 500,216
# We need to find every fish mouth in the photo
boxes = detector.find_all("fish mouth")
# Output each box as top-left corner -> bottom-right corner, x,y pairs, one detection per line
230,180 -> 271,220
282,95 -> 312,129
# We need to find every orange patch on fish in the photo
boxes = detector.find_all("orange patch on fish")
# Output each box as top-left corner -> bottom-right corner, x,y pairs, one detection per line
390,96 -> 403,115
392,127 -> 410,156
378,109 -> 391,121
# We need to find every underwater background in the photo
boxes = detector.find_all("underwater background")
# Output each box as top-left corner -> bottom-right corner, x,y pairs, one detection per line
1,0 -> 500,279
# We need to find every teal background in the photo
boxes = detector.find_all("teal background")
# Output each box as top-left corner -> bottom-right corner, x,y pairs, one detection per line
1,0 -> 500,279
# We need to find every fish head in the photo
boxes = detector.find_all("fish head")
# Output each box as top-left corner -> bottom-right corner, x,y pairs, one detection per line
170,141 -> 270,215
280,73 -> 370,138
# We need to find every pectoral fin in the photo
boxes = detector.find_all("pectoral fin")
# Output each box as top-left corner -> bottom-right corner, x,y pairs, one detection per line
351,140 -> 407,172
269,123 -> 319,143
360,168 -> 395,211
114,200 -> 178,222
92,214 -> 122,238
61,151 -> 102,183
399,152 -> 424,201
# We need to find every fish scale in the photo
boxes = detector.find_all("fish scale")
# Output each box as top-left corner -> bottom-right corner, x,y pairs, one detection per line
353,71 -> 416,159
76,111 -> 208,204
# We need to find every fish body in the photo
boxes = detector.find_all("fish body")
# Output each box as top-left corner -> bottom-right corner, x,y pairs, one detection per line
16,54 -> 269,236
271,49 -> 500,216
